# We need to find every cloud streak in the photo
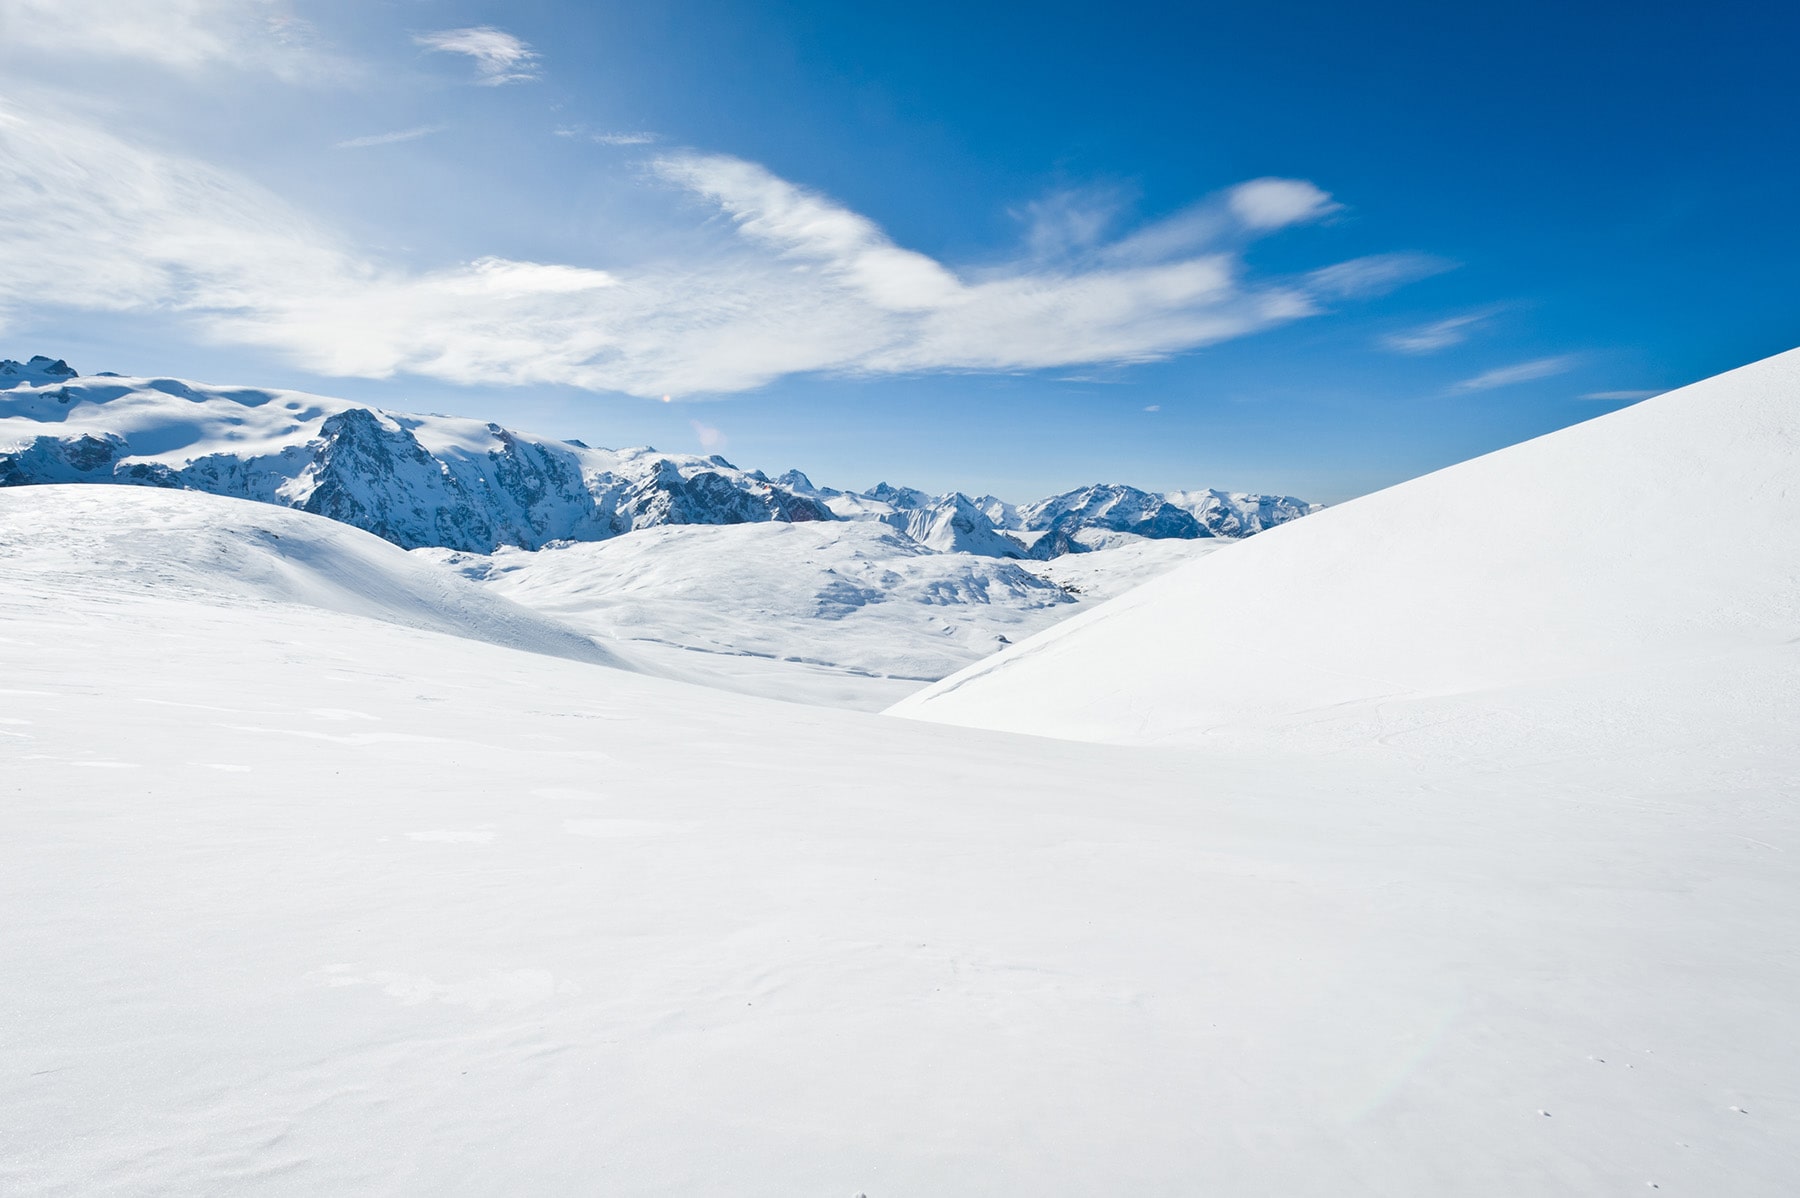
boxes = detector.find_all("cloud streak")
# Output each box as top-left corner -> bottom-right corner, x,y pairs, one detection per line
1382,309 -> 1495,354
335,125 -> 444,150
557,126 -> 659,146
415,26 -> 539,86
0,100 -> 1446,398
1452,356 -> 1580,393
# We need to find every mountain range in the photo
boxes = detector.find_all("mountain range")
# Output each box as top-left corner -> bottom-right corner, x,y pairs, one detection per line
0,355 -> 1318,558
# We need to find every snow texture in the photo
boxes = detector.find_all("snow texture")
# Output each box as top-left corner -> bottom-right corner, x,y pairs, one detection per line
895,347 -> 1800,747
420,521 -> 1092,708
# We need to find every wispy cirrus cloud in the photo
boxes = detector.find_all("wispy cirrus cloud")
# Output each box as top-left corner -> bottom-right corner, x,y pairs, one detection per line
1382,309 -> 1496,354
0,0 -> 338,81
1451,355 -> 1580,393
1579,388 -> 1663,402
0,99 -> 1447,398
415,26 -> 539,86
334,125 -> 444,150
557,125 -> 659,146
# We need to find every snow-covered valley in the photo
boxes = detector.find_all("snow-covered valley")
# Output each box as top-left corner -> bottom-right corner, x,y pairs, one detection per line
3,348 -> 1799,1194
419,523 -> 1227,707
0,354 -> 1263,705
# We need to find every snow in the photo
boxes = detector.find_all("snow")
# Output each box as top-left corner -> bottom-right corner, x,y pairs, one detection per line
4,349 -> 1799,1194
1016,532 -> 1232,601
419,520 -> 1079,709
0,486 -> 624,668
896,347 -> 1800,748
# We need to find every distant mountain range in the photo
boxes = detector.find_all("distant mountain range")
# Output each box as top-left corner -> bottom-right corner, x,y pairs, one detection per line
0,355 -> 1319,557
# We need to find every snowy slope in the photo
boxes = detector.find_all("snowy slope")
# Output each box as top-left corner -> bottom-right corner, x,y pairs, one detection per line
894,348 -> 1800,745
1016,533 -> 1233,601
420,521 -> 1077,709
0,486 -> 623,668
4,477 -> 1798,1195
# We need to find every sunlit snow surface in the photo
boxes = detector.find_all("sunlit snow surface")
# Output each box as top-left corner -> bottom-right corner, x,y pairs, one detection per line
4,353 -> 1800,1194
897,348 -> 1800,746
419,523 -> 1221,709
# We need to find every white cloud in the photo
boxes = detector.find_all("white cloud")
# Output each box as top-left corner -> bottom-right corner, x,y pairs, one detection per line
334,125 -> 444,150
554,126 -> 658,145
1096,178 -> 1346,267
0,101 -> 1443,398
689,420 -> 727,451
1226,178 -> 1341,230
1013,188 -> 1128,259
1143,404 -> 1161,412
1452,356 -> 1580,393
415,26 -> 539,86
0,0 -> 336,81
1579,389 -> 1663,402
1382,310 -> 1494,354
1307,254 -> 1454,299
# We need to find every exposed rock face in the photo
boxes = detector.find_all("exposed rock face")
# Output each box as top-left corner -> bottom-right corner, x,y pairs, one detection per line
0,432 -> 125,485
623,459 -> 833,531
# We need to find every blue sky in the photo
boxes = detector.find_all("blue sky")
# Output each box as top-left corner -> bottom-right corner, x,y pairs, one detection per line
1,0 -> 1794,502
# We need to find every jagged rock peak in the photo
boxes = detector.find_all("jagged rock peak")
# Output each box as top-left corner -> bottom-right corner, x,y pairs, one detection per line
0,356 -> 80,383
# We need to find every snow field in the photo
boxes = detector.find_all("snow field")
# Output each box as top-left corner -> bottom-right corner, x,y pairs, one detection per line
3,471 -> 1798,1193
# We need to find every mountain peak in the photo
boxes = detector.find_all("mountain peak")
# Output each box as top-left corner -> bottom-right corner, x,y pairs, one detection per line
0,355 -> 80,387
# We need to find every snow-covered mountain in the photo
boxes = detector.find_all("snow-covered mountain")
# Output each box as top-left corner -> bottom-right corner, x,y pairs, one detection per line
0,358 -> 832,553
0,357 -> 1317,557
783,470 -> 1319,559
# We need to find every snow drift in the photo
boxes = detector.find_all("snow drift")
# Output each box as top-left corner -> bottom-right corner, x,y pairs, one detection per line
893,348 -> 1800,744
0,485 -> 625,668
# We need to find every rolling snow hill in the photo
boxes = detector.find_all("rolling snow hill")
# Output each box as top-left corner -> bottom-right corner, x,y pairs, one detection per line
0,355 -> 1316,558
4,394 -> 1798,1193
895,347 -> 1800,747
0,486 -> 623,668
421,521 -> 1091,709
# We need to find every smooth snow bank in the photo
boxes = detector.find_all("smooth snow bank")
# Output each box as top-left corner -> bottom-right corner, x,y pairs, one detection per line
894,348 -> 1800,744
0,486 -> 625,668
3,455 -> 1800,1187
4,479 -> 1799,1194
421,521 -> 1079,708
